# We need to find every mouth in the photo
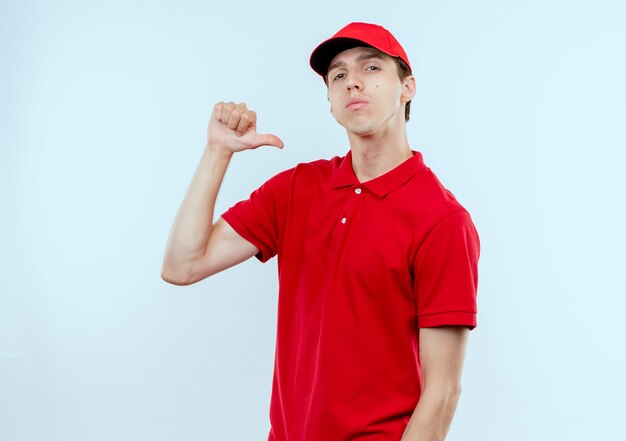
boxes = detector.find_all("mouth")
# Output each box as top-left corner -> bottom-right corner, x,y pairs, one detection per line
345,100 -> 368,110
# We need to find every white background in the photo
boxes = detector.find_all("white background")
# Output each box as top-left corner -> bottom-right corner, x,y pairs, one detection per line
2,0 -> 625,440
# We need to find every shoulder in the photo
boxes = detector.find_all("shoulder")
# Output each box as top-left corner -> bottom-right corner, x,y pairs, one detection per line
411,166 -> 472,220
284,153 -> 345,184
400,164 -> 478,246
261,153 -> 343,194
295,154 -> 342,173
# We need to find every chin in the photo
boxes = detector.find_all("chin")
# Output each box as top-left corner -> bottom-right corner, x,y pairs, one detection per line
346,120 -> 378,136
336,116 -> 377,136
348,126 -> 376,136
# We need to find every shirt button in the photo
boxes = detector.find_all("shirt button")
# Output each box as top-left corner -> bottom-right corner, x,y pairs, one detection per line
341,217 -> 347,224
355,188 -> 362,194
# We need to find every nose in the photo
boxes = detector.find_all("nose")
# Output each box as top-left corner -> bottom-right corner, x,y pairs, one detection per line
346,72 -> 362,91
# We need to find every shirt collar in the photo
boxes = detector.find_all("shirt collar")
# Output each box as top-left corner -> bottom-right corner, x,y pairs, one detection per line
331,149 -> 427,198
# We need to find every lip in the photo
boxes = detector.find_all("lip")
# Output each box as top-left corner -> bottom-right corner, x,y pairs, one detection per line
345,99 -> 368,110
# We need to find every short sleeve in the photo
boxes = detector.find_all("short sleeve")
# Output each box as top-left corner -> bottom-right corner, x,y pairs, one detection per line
220,167 -> 294,263
413,210 -> 480,330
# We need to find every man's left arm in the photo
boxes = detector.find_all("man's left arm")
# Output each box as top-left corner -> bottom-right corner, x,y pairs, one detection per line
400,326 -> 470,441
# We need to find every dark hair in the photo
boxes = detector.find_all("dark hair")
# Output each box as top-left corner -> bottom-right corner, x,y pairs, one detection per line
324,51 -> 413,122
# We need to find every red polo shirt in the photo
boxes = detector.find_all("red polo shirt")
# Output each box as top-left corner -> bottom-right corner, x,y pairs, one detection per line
221,149 -> 480,441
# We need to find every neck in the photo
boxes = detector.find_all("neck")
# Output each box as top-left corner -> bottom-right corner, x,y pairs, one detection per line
346,120 -> 413,183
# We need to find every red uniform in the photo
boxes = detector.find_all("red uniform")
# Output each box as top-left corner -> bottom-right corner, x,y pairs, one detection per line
221,149 -> 480,441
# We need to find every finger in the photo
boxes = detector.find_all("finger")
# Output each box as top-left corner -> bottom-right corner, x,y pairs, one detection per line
253,133 -> 284,149
227,103 -> 249,131
227,108 -> 242,131
235,112 -> 251,135
212,102 -> 224,120
221,102 -> 235,124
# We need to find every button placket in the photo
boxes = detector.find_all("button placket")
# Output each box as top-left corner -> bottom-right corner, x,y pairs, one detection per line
340,186 -> 364,226
329,186 -> 364,255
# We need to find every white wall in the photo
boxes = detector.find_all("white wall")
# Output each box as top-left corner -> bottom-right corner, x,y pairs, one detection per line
1,0 -> 625,439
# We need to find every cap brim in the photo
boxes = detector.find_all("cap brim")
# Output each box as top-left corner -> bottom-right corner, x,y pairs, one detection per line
309,37 -> 375,77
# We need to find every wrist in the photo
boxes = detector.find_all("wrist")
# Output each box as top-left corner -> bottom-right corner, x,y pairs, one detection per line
205,143 -> 234,158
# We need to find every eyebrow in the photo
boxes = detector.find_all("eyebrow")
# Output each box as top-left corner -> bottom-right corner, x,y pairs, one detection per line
327,52 -> 385,75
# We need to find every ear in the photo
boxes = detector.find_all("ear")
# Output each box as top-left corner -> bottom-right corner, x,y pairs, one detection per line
327,92 -> 335,116
401,75 -> 416,103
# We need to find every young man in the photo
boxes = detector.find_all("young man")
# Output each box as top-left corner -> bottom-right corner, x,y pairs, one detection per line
162,22 -> 480,441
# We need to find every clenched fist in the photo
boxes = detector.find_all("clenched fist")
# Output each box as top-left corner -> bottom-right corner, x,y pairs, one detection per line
207,101 -> 284,154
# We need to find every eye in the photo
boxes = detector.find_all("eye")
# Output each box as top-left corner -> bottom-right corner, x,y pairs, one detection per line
366,65 -> 379,71
333,72 -> 345,81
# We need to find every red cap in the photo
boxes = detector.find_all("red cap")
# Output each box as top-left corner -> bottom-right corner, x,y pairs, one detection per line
309,22 -> 412,78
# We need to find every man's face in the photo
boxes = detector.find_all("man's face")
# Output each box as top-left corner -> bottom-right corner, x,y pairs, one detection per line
326,46 -> 413,136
